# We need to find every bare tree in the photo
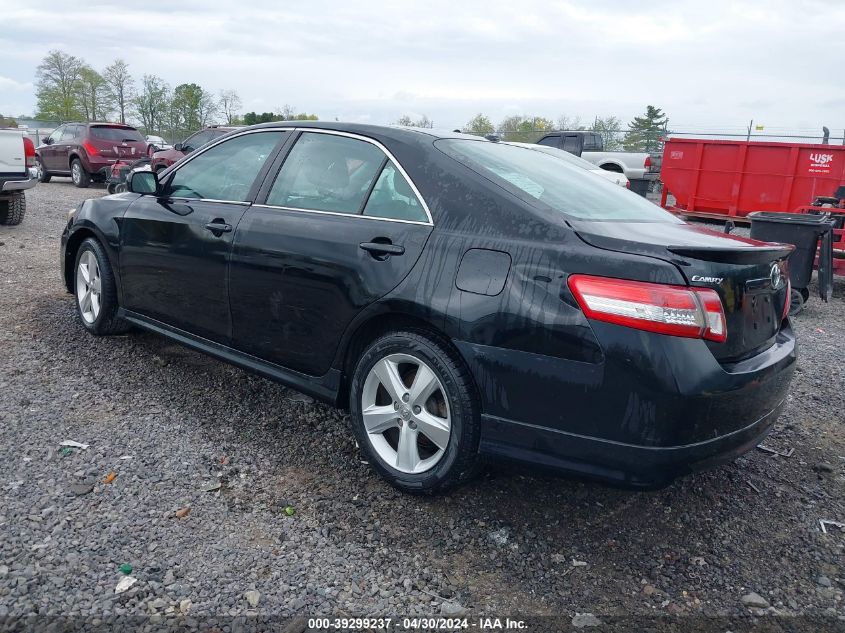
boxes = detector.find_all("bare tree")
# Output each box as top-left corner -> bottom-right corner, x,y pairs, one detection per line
133,74 -> 169,134
218,89 -> 242,124
103,59 -> 135,124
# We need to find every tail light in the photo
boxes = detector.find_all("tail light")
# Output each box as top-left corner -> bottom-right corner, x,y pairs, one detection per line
83,140 -> 99,156
644,155 -> 652,168
568,275 -> 727,343
23,136 -> 36,168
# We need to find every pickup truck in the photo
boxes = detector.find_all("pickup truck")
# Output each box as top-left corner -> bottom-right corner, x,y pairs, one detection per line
0,129 -> 37,225
534,131 -> 661,196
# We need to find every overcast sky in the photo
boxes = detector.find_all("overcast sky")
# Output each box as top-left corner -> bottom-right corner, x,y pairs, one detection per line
1,0 -> 843,135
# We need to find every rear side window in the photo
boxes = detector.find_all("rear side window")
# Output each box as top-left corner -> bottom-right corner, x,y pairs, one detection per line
167,131 -> 284,202
266,132 -> 385,214
537,136 -> 559,148
90,126 -> 144,142
436,139 -> 680,222
363,162 -> 427,222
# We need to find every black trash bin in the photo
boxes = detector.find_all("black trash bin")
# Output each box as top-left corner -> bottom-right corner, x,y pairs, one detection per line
749,211 -> 835,313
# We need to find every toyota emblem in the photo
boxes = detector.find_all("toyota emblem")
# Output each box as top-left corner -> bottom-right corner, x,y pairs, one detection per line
770,263 -> 782,289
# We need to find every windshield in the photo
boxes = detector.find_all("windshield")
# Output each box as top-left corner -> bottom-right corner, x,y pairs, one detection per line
437,139 -> 679,222
508,142 -> 600,171
90,126 -> 144,142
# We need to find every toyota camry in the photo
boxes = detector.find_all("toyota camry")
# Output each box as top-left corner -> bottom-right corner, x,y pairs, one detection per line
60,122 -> 796,493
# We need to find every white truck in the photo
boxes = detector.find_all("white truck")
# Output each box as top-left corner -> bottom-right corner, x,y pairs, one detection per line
0,129 -> 38,225
534,131 -> 661,197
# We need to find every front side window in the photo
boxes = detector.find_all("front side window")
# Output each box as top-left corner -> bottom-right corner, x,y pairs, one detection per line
167,131 -> 284,202
537,136 -> 559,148
266,132 -> 385,214
363,161 -> 427,222
437,139 -> 681,223
182,129 -> 221,152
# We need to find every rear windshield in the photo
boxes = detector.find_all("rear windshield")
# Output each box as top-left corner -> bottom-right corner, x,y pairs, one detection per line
436,139 -> 679,222
90,126 -> 144,142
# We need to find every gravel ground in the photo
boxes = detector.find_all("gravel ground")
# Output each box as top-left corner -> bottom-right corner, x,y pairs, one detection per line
1,181 -> 844,621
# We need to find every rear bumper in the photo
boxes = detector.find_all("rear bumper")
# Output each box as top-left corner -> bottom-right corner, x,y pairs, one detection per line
458,322 -> 796,487
1,169 -> 38,193
480,398 -> 783,488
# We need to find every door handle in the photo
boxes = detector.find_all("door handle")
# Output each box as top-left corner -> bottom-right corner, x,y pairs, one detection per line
359,241 -> 405,256
205,220 -> 233,234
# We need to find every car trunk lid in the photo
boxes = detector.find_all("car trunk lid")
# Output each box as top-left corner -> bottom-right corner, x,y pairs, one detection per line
571,220 -> 793,361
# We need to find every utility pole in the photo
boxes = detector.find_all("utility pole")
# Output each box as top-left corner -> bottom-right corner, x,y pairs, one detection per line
746,119 -> 753,142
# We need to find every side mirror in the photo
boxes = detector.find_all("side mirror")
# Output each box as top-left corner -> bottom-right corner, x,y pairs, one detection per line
43,137 -> 53,145
174,143 -> 183,152
129,171 -> 159,195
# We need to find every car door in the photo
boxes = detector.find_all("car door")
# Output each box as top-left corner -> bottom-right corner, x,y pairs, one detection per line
119,130 -> 288,343
41,125 -> 64,171
229,130 -> 433,376
55,125 -> 80,171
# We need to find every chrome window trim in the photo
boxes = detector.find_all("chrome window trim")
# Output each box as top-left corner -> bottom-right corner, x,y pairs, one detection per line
167,126 -> 434,225
164,197 -> 251,206
252,203 -> 432,226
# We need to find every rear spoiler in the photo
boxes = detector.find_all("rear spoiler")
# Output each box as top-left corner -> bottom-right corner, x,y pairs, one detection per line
667,244 -> 793,265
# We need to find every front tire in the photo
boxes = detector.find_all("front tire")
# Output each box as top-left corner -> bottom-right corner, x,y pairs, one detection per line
36,156 -> 51,183
71,159 -> 91,188
73,238 -> 128,335
0,193 -> 26,225
350,331 -> 481,494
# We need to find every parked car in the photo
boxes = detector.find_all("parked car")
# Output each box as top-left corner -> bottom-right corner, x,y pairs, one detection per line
0,128 -> 37,225
149,125 -> 241,173
145,135 -> 172,157
507,141 -> 630,187
535,130 -> 660,196
61,123 -> 796,494
36,123 -> 148,188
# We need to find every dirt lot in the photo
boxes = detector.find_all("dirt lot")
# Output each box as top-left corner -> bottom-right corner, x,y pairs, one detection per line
1,181 -> 844,621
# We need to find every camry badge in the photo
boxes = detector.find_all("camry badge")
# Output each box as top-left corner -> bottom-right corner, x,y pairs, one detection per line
691,275 -> 724,284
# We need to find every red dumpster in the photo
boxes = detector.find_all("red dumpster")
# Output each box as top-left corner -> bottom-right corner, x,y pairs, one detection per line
660,137 -> 845,218
660,137 -> 845,277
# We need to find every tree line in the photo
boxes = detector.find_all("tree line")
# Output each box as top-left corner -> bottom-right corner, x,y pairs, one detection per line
395,106 -> 669,152
33,50 -> 319,142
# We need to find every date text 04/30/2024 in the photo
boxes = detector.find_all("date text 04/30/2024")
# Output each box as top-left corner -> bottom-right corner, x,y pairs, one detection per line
307,617 -> 528,630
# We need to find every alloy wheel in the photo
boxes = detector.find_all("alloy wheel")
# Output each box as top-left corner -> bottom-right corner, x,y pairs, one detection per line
76,250 -> 102,324
71,162 -> 81,185
36,159 -> 43,180
361,353 -> 451,474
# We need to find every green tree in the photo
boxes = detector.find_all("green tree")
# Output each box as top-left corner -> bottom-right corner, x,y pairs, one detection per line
497,115 -> 554,142
623,105 -> 668,152
591,116 -> 622,151
242,112 -> 278,125
77,66 -> 113,121
170,83 -> 218,138
395,114 -> 431,128
274,104 -> 318,121
35,50 -> 85,121
464,113 -> 495,136
103,59 -> 134,124
0,114 -> 17,127
133,74 -> 169,134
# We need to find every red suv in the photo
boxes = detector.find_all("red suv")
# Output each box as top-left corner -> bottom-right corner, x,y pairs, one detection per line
150,126 -> 241,173
36,123 -> 148,188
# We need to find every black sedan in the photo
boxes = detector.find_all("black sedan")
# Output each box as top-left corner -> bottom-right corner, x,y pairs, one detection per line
60,123 -> 796,493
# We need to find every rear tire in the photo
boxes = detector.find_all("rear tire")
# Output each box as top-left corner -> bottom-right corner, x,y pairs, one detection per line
0,193 -> 26,225
73,238 -> 130,335
36,156 -> 51,183
789,288 -> 805,316
349,330 -> 481,494
71,159 -> 91,188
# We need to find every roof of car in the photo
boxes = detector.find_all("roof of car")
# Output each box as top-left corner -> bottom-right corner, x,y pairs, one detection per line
248,120 -> 485,143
